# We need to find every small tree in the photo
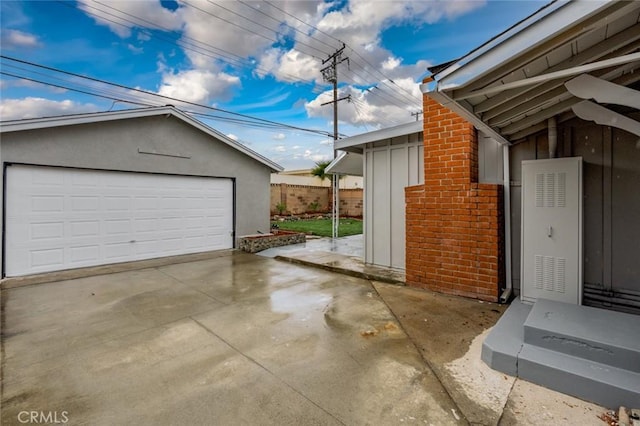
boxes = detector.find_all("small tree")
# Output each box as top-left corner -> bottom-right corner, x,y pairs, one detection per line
311,160 -> 332,182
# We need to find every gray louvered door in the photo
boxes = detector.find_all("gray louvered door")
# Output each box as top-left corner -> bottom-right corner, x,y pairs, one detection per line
521,158 -> 582,304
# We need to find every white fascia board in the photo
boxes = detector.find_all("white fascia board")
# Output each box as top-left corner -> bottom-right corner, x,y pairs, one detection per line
326,151 -> 363,176
428,91 -> 511,146
334,121 -> 423,150
0,106 -> 283,172
0,106 -> 173,133
424,0 -> 610,93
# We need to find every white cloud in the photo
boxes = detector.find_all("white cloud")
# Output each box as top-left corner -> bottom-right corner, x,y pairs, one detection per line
0,98 -> 100,120
77,0 -> 183,38
256,48 -> 322,84
273,133 -> 286,140
0,29 -> 40,49
299,148 -> 330,163
127,44 -> 143,54
382,56 -> 401,71
179,0 -> 276,69
305,82 -> 422,129
137,31 -> 151,41
157,69 -> 240,104
4,78 -> 68,94
274,145 -> 286,152
227,134 -> 238,141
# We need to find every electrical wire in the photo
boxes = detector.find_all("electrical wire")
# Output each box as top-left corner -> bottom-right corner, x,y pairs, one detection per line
202,0 -> 331,58
260,0 -> 422,107
0,56 -> 339,138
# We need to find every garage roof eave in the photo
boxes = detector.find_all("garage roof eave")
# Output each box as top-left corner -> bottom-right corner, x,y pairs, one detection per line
0,106 -> 284,172
335,121 -> 423,151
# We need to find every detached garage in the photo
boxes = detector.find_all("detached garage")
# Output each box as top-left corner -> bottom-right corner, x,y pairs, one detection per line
0,106 -> 282,277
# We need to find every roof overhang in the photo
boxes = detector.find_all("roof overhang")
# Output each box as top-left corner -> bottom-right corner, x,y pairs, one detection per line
325,151 -> 363,176
421,0 -> 640,144
334,120 -> 423,153
0,106 -> 283,172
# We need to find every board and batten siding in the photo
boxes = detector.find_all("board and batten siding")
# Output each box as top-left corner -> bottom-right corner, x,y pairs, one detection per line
364,132 -> 424,269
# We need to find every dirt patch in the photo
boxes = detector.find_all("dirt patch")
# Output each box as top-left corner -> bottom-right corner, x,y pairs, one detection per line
373,282 -> 505,364
373,282 -> 507,425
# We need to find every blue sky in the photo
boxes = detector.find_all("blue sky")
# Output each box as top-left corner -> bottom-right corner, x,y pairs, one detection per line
1,0 -> 546,170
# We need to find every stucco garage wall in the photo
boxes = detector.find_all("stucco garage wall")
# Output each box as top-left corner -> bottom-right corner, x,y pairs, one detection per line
0,115 -> 272,275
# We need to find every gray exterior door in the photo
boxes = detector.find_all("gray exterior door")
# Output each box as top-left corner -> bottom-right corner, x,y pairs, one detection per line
521,157 -> 582,304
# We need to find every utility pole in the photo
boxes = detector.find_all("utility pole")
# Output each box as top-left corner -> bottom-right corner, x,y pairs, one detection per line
321,43 -> 349,240
411,110 -> 424,121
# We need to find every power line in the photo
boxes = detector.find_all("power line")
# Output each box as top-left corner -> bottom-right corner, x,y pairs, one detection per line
202,0 -> 331,58
236,0 -> 338,52
262,0 -> 421,105
0,71 -> 154,108
61,1 -> 313,86
72,0 -> 421,112
0,55 -> 338,138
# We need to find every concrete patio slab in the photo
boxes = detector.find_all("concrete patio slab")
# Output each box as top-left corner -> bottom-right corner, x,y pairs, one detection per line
259,235 -> 405,285
1,252 -> 459,425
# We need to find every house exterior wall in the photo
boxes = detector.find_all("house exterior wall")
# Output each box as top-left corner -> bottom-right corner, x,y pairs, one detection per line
405,95 -> 503,302
364,133 -> 423,270
0,115 -> 272,276
508,115 -> 640,313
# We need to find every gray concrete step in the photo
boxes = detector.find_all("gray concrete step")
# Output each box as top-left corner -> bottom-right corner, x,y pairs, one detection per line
518,343 -> 640,408
523,299 -> 640,372
481,298 -> 531,376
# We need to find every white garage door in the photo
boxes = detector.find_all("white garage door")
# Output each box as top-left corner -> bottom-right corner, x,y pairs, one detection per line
5,165 -> 234,277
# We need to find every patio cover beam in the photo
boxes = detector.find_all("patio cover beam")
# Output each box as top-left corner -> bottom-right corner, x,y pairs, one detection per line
452,52 -> 640,101
572,101 -> 640,138
565,74 -> 640,110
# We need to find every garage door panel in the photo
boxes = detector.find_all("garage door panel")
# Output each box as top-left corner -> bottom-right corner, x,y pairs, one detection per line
31,248 -> 64,270
31,222 -> 65,240
6,165 -> 234,277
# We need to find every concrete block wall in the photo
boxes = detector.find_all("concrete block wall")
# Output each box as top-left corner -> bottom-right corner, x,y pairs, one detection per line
338,189 -> 364,217
270,183 -> 363,216
405,95 -> 503,302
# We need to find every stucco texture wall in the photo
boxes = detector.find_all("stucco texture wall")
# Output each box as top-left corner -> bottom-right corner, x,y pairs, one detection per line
0,115 -> 273,270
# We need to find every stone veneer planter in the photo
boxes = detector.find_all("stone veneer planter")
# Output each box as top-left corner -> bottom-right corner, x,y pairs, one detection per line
238,230 -> 306,253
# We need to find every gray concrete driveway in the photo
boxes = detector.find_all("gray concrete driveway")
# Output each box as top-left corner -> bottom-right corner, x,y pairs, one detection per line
1,251 -> 461,425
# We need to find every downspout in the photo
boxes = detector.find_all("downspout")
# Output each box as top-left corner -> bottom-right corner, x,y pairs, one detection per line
548,116 -> 558,158
499,144 -> 513,304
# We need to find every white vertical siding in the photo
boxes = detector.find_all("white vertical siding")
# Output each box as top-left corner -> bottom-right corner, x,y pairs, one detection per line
363,132 -> 423,269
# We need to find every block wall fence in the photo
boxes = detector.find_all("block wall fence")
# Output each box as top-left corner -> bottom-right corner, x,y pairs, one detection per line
405,95 -> 504,302
270,183 -> 363,217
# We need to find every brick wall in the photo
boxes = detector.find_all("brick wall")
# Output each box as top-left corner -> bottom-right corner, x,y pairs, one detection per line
405,95 -> 503,302
270,183 -> 362,216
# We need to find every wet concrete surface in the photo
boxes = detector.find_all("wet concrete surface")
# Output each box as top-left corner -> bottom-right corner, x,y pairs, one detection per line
1,251 -> 462,425
260,235 -> 405,285
374,283 -> 606,426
